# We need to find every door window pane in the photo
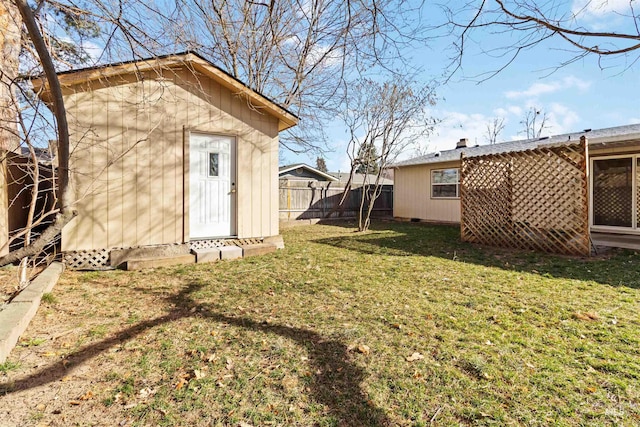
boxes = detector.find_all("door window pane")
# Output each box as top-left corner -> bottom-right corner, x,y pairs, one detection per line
593,158 -> 633,227
209,153 -> 219,177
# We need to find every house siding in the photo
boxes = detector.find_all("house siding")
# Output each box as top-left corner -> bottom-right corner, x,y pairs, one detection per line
394,143 -> 640,229
61,67 -> 279,252
393,160 -> 461,223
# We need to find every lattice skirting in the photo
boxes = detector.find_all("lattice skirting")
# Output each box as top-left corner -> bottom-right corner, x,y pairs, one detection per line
64,237 -> 266,270
189,237 -> 264,250
63,249 -> 111,270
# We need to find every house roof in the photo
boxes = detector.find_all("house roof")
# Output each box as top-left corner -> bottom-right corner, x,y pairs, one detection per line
30,51 -> 299,132
279,163 -> 339,181
392,123 -> 640,168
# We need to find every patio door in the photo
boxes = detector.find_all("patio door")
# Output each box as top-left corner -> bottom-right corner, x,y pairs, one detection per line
591,156 -> 640,232
189,133 -> 236,238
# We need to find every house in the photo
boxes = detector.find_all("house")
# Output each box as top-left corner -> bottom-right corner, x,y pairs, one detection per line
31,52 -> 298,269
279,163 -> 338,182
392,124 -> 640,255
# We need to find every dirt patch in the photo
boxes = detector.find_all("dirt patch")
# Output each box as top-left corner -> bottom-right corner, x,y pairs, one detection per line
0,267 -> 20,304
1,265 -> 48,305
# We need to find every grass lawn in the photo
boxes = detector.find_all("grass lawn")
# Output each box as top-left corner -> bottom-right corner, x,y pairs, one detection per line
1,221 -> 639,426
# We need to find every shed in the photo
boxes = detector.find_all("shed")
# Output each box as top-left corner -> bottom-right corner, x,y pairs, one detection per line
31,52 -> 298,268
279,163 -> 339,182
392,124 -> 640,254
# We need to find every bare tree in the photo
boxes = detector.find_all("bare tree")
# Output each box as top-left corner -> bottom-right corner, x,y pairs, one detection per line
168,0 -> 428,153
520,107 -> 549,139
339,77 -> 438,231
484,117 -> 505,144
441,0 -> 640,80
0,0 -> 165,276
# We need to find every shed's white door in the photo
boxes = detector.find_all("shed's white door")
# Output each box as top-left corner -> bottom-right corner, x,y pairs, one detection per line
189,133 -> 236,238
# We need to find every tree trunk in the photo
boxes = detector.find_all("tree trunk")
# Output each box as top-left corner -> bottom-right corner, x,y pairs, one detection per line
0,0 -> 22,255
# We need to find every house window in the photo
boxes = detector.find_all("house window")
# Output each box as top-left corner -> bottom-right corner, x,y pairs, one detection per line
431,168 -> 460,198
209,153 -> 219,177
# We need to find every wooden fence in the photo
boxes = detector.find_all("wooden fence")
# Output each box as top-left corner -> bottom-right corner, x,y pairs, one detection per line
279,180 -> 393,220
460,137 -> 590,255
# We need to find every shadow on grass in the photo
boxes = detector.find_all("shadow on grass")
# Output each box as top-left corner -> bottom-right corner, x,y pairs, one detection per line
313,221 -> 640,289
1,282 -> 391,426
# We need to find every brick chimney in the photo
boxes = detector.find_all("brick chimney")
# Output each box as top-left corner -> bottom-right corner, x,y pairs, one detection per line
456,138 -> 468,149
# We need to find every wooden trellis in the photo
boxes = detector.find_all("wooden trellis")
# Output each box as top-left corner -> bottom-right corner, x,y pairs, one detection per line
460,137 -> 590,255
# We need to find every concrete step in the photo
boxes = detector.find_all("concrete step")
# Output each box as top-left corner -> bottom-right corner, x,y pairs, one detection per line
240,243 -> 277,257
111,244 -> 190,268
192,247 -> 221,263
219,245 -> 243,260
125,254 -> 195,270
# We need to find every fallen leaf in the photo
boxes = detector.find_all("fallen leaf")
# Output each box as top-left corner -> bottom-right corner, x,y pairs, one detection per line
406,352 -> 424,362
226,358 -> 234,370
79,390 -> 94,400
357,345 -> 371,355
573,312 -> 599,321
586,386 -> 597,393
193,369 -> 206,380
69,400 -> 82,406
175,378 -> 188,390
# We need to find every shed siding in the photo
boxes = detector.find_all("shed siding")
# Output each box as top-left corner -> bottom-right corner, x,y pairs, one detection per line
394,160 -> 461,223
62,67 -> 279,252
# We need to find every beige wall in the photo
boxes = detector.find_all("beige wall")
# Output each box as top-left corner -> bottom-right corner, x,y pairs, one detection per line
62,67 -> 280,252
0,157 -> 7,255
393,160 -> 461,223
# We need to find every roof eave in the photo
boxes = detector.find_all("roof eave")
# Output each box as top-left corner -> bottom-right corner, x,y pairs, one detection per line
31,52 -> 298,132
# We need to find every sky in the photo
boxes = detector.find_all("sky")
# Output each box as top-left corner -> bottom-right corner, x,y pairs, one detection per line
280,0 -> 640,174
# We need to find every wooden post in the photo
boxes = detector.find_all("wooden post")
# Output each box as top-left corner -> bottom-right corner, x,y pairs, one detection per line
459,152 -> 465,242
286,179 -> 291,221
581,135 -> 590,256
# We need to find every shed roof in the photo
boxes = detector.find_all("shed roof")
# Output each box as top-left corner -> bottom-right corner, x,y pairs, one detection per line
392,123 -> 640,168
31,51 -> 299,132
279,163 -> 339,181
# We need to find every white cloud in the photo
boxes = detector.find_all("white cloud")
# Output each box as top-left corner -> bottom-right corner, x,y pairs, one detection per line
505,76 -> 591,99
544,103 -> 581,135
572,0 -> 631,17
408,111 -> 494,155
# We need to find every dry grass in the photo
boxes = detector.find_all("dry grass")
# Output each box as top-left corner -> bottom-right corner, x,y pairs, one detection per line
1,221 -> 639,426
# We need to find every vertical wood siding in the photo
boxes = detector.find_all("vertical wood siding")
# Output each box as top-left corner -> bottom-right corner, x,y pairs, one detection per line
61,67 -> 279,252
393,161 -> 461,223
